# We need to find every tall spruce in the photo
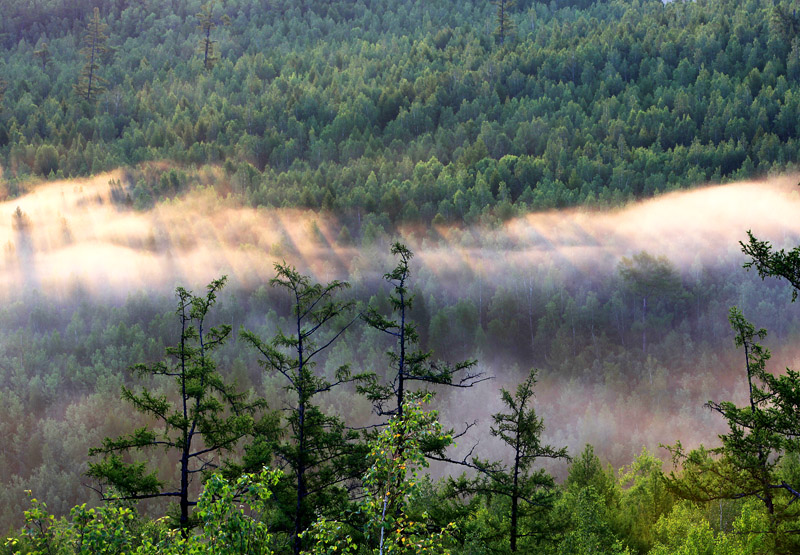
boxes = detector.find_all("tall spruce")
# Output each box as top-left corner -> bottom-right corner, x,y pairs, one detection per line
33,41 -> 49,72
88,278 -> 268,535
360,243 -> 485,423
492,0 -> 516,46
467,369 -> 569,552
241,263 -> 368,555
75,8 -> 109,102
196,1 -> 230,71
664,231 -> 800,552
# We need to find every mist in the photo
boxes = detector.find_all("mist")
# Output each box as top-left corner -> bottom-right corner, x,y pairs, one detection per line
2,171 -> 800,522
3,173 -> 800,299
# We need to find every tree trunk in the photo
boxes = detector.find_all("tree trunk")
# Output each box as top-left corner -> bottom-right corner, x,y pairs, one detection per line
294,308 -> 307,555
510,448 -> 520,552
294,398 -> 306,555
642,295 -> 647,355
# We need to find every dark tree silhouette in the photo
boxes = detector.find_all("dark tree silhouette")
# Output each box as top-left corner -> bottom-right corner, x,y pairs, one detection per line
88,277 -> 268,534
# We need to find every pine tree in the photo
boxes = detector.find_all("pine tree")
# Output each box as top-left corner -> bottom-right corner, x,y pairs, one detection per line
360,243 -> 484,422
88,278 -> 269,535
741,230 -> 800,299
196,2 -> 230,71
492,0 -> 516,46
75,8 -> 109,102
34,41 -> 49,72
241,263 -> 368,555
469,369 -> 569,552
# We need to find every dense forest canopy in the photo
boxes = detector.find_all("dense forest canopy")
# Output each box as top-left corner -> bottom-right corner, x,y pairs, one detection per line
2,0 -> 800,227
4,0 -> 800,553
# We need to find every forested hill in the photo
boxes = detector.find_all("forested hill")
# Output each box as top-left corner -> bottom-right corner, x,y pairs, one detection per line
1,0 -> 800,226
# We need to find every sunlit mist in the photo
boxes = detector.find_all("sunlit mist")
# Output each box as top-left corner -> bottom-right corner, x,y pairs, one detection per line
3,173 -> 800,300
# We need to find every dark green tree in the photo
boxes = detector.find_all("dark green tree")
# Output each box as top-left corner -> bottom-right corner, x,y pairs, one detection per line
33,41 -> 49,72
88,277 -> 268,534
618,251 -> 681,356
196,1 -> 230,71
492,0 -> 516,46
741,230 -> 800,300
468,369 -> 569,552
241,263 -> 367,555
74,7 -> 109,102
0,75 -> 6,114
360,243 -> 484,421
665,307 -> 800,552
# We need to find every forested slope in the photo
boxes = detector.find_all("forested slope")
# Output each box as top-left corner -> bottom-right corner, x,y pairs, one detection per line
2,0 -> 800,229
6,0 -> 800,552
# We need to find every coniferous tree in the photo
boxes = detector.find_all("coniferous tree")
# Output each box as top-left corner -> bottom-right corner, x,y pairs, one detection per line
0,74 -> 6,114
618,251 -> 681,357
196,1 -> 230,71
492,0 -> 516,46
75,7 -> 109,103
33,41 -> 49,72
88,277 -> 269,535
241,263 -> 368,555
360,243 -> 485,421
741,230 -> 800,299
467,369 -> 569,552
664,307 -> 800,552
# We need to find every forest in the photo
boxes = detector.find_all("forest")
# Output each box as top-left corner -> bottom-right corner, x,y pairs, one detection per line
3,0 -> 800,553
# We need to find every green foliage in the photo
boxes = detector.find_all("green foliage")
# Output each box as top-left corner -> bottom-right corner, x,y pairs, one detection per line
741,230 -> 800,301
474,369 -> 568,551
7,469 -> 281,555
649,501 -> 717,555
565,445 -> 617,505
4,0 -> 800,216
241,263 -> 368,554
615,448 -> 674,552
665,309 -> 794,523
360,243 -> 481,421
619,251 -> 682,355
88,277 -> 268,532
664,233 -> 800,552
74,8 -> 110,103
649,499 -> 778,555
555,487 -> 630,555
6,490 -> 138,555
196,2 -> 230,71
492,0 -> 516,46
446,369 -> 568,553
33,145 -> 59,177
304,393 -> 456,555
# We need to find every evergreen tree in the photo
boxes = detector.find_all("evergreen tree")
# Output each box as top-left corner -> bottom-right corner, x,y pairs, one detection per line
665,307 -> 800,552
618,251 -> 681,356
87,277 -> 268,534
492,0 -> 516,46
305,394 -> 456,555
360,243 -> 484,421
33,41 -> 49,72
0,76 -> 5,114
241,263 -> 368,555
464,369 -> 569,552
75,7 -> 109,102
741,230 -> 800,299
196,1 -> 230,71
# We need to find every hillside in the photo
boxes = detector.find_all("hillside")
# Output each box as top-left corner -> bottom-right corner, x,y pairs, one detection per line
2,0 -> 800,234
6,1 -> 800,552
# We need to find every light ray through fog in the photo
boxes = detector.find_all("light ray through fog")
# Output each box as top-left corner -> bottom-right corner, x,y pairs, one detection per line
2,170 -> 800,487
2,172 -> 800,299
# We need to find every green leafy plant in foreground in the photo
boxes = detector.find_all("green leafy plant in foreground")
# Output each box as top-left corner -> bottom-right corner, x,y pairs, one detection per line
304,393 -> 456,555
138,467 -> 281,554
8,468 -> 282,554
